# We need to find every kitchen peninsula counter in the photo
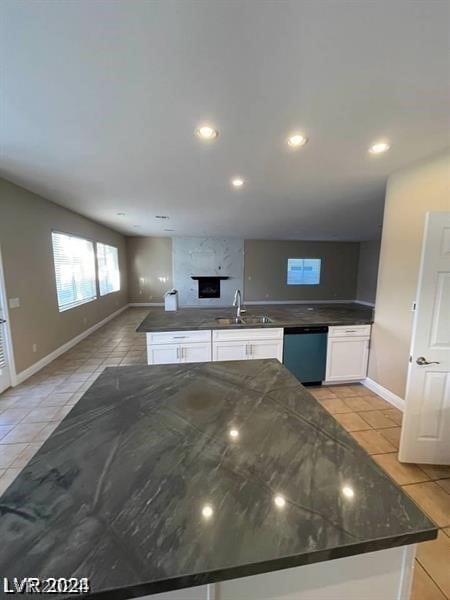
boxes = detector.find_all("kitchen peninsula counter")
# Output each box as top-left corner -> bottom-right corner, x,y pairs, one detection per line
0,360 -> 436,599
136,302 -> 373,332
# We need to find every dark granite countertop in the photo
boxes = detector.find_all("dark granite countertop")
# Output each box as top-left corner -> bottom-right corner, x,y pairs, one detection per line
0,360 -> 436,599
136,302 -> 374,332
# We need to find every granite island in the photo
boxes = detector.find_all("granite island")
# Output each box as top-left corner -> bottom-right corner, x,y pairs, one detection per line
0,360 -> 436,600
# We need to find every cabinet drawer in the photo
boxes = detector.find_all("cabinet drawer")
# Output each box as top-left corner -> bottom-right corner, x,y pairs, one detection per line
213,328 -> 283,342
328,325 -> 371,338
147,330 -> 211,345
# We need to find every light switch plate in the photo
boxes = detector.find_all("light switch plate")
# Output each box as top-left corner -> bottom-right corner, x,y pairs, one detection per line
8,297 -> 20,309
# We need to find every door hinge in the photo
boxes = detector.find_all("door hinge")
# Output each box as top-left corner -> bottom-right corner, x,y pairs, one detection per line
412,302 -> 417,311
409,355 -> 412,363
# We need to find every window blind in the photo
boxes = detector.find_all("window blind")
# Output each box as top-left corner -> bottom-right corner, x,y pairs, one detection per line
0,323 -> 6,369
97,242 -> 120,296
287,258 -> 321,285
52,232 -> 97,311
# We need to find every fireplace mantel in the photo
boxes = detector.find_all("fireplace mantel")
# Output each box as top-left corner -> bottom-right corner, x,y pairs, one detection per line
191,276 -> 229,280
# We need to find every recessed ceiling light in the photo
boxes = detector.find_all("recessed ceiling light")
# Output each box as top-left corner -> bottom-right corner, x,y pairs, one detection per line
117,212 -> 126,216
369,140 -> 391,154
195,125 -> 218,141
231,177 -> 244,188
155,215 -> 169,219
164,229 -> 175,232
287,133 -> 308,148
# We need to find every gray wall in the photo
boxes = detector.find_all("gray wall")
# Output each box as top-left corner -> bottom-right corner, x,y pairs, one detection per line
127,236 -> 173,304
356,240 -> 381,305
244,240 -> 360,302
0,177 -> 128,375
173,237 -> 244,307
368,150 -> 450,399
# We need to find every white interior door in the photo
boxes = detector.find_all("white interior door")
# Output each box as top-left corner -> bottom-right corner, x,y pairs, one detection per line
399,212 -> 450,465
0,259 -> 11,394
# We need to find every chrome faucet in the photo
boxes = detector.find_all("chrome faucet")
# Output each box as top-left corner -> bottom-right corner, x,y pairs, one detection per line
233,289 -> 244,318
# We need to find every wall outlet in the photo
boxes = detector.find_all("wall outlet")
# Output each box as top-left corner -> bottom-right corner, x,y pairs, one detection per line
32,343 -> 37,353
8,297 -> 20,309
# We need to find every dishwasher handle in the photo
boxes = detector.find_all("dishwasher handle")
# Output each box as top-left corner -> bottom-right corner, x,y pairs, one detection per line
284,326 -> 328,335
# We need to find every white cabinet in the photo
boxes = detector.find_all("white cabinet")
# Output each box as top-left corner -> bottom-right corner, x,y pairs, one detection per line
146,331 -> 212,365
147,343 -> 180,365
248,339 -> 283,361
212,329 -> 283,363
213,340 -> 248,362
140,545 -> 414,600
146,328 -> 283,366
180,342 -> 211,363
325,325 -> 371,383
147,330 -> 211,345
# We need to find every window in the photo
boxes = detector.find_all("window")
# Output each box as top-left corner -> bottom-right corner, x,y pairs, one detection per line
52,232 -> 97,311
287,258 -> 321,285
97,242 -> 120,296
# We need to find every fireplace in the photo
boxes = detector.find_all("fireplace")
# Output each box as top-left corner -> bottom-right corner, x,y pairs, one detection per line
191,276 -> 229,299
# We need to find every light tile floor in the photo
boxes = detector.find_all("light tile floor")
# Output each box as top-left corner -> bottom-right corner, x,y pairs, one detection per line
310,384 -> 450,600
0,307 -> 448,599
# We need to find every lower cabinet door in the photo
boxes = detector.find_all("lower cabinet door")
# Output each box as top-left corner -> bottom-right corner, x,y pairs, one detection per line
180,342 -> 212,363
325,337 -> 369,382
213,340 -> 248,362
141,584 -> 210,599
248,339 -> 283,362
147,344 -> 180,365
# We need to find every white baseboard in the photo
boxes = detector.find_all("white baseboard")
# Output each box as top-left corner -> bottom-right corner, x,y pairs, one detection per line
363,377 -> 405,411
354,300 -> 375,307
128,302 -> 164,307
14,304 -> 130,386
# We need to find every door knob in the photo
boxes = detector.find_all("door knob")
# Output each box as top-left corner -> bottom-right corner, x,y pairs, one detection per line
416,356 -> 440,366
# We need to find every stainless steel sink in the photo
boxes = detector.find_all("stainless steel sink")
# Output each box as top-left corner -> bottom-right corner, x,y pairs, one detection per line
242,315 -> 272,324
215,315 -> 272,325
215,317 -> 243,325
215,315 -> 272,326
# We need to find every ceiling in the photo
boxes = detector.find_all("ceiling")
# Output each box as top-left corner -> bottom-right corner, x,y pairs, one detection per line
1,1 -> 449,241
